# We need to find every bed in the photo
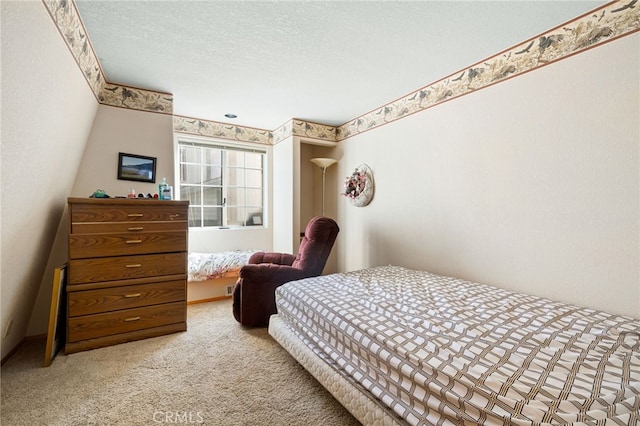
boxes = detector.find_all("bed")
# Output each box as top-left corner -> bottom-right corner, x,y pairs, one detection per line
269,265 -> 640,425
187,250 -> 258,303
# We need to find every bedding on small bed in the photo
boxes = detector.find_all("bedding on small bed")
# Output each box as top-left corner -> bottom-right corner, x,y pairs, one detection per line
274,265 -> 640,425
188,250 -> 258,281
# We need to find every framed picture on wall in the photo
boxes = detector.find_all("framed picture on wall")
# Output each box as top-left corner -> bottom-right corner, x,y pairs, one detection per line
117,152 -> 157,183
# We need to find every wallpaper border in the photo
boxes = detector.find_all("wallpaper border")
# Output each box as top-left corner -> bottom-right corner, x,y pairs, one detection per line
173,115 -> 272,146
42,0 -> 105,97
272,120 -> 339,145
44,0 -> 638,145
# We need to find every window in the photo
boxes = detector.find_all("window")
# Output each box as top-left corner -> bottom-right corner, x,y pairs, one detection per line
178,139 -> 265,228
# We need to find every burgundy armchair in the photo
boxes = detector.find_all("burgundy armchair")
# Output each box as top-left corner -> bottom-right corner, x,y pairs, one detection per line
232,216 -> 339,327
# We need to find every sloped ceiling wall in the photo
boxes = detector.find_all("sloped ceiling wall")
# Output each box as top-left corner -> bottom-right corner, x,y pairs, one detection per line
1,1 -> 98,359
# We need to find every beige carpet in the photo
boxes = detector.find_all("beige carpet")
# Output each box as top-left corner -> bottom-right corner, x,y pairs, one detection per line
1,299 -> 360,425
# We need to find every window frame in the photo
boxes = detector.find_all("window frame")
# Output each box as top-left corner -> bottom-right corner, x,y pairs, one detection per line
176,136 -> 267,229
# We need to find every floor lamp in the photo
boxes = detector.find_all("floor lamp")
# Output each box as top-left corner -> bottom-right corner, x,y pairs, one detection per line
310,157 -> 337,216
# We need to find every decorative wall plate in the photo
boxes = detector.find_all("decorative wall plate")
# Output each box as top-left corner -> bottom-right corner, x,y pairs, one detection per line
343,164 -> 374,207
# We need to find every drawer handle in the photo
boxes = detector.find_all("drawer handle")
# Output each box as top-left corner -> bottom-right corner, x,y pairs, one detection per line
127,213 -> 144,217
124,293 -> 141,298
125,264 -> 142,268
169,214 -> 181,219
124,316 -> 141,322
128,227 -> 144,231
125,240 -> 143,244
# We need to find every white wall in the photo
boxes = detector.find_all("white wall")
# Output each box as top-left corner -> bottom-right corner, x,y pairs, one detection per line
71,105 -> 175,198
1,1 -> 98,357
273,137 -> 296,253
300,145 -> 315,226
333,35 -> 639,318
188,227 -> 271,253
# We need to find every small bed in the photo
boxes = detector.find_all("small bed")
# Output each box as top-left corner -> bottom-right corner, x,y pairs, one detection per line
187,250 -> 258,303
269,265 -> 640,425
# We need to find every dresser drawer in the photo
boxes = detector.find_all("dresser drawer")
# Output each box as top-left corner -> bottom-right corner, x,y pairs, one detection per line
68,253 -> 186,285
72,221 -> 186,235
68,280 -> 186,317
67,302 -> 186,343
71,203 -> 187,224
69,231 -> 187,259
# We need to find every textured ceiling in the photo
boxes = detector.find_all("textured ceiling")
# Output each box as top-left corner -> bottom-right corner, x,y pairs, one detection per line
75,1 -> 606,130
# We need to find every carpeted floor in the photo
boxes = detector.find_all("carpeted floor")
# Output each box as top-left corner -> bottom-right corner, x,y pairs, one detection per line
1,299 -> 360,425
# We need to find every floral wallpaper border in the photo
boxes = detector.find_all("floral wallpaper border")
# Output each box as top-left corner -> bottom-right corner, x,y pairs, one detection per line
272,120 -> 338,145
43,0 -> 105,96
337,0 -> 639,141
173,115 -> 271,145
44,0 -> 638,145
99,83 -> 173,114
174,116 -> 338,146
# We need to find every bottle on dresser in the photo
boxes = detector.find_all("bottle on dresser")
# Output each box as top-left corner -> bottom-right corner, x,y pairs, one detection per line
159,177 -> 173,200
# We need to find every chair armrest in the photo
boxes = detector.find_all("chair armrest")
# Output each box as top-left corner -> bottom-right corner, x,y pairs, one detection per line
248,252 -> 296,266
239,263 -> 307,284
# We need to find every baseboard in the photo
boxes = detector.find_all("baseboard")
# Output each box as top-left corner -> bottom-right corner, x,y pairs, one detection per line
187,277 -> 237,303
187,295 -> 231,305
2,334 -> 48,365
1,338 -> 25,366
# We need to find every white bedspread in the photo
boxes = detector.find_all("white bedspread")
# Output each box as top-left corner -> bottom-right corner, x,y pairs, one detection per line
188,250 -> 258,281
275,265 -> 640,425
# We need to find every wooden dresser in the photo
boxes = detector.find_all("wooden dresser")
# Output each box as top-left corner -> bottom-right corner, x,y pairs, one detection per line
66,197 -> 189,354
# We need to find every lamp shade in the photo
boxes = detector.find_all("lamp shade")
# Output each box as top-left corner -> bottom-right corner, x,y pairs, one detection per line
310,158 -> 337,168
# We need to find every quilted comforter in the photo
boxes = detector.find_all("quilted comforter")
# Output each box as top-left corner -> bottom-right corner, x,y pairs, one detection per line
188,250 -> 258,281
275,266 -> 640,425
